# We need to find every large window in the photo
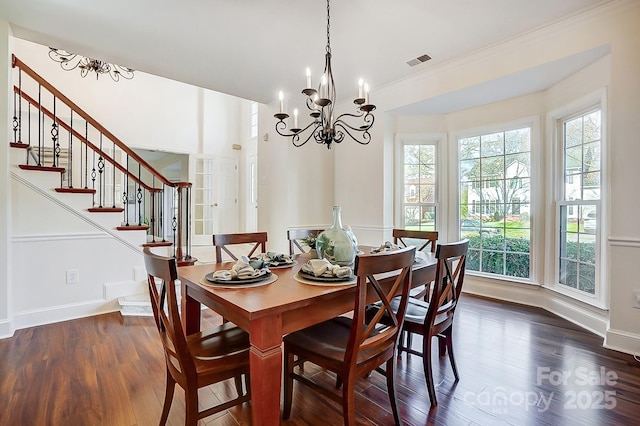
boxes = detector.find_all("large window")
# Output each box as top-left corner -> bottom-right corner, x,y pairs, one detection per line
458,127 -> 531,279
558,109 -> 601,296
401,143 -> 437,231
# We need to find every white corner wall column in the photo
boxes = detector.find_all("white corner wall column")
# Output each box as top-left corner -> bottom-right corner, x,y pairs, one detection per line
603,1 -> 640,356
0,21 -> 13,338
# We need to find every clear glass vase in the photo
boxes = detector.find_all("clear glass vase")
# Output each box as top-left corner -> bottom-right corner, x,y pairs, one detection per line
315,206 -> 358,266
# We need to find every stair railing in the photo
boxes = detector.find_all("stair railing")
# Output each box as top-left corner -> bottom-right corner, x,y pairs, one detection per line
10,54 -> 194,265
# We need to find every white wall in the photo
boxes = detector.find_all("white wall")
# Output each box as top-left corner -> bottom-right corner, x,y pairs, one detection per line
258,100 -> 335,254
0,21 -> 13,337
13,38 -> 246,158
331,0 -> 640,354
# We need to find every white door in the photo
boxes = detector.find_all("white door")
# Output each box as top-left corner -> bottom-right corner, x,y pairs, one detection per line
246,154 -> 258,232
215,157 -> 239,233
190,155 -> 238,246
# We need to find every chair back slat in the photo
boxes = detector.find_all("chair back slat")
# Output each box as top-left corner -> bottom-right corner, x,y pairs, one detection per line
287,229 -> 324,255
347,246 -> 415,364
426,240 -> 468,333
393,229 -> 438,253
212,232 -> 268,263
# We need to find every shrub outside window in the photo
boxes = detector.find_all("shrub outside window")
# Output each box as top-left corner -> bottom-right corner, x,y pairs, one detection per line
458,128 -> 531,279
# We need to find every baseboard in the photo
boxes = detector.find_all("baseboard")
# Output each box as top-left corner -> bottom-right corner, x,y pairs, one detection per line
0,319 -> 14,339
463,274 -> 609,339
604,328 -> 640,356
12,299 -> 120,331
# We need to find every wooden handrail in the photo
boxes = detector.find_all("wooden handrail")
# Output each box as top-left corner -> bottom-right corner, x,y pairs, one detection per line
12,54 -> 174,188
15,87 -> 161,193
11,54 -> 196,264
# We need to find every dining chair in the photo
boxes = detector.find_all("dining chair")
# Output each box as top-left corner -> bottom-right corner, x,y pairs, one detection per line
283,246 -> 416,426
142,247 -> 251,425
392,229 -> 439,349
384,239 -> 468,407
287,228 -> 324,255
392,229 -> 438,254
212,232 -> 268,263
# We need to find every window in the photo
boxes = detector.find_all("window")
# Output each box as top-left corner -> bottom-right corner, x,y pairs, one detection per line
250,101 -> 258,139
458,127 -> 531,279
558,109 -> 601,297
400,143 -> 437,231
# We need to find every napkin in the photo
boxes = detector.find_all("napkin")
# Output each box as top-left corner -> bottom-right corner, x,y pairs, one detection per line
370,241 -> 400,253
301,259 -> 352,278
255,252 -> 293,266
212,258 -> 266,281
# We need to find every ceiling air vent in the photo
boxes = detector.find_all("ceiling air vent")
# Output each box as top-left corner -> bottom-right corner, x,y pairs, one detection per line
406,54 -> 432,67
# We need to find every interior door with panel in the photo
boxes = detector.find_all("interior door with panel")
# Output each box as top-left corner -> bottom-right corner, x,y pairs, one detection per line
190,155 -> 239,246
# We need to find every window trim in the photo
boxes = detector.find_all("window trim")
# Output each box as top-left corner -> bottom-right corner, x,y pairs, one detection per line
546,88 -> 608,309
395,133 -> 447,239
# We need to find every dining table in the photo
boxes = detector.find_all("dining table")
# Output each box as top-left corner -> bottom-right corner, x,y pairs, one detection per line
177,247 -> 437,426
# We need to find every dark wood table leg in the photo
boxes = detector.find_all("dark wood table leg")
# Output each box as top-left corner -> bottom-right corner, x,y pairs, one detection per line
249,315 -> 284,426
181,282 -> 201,334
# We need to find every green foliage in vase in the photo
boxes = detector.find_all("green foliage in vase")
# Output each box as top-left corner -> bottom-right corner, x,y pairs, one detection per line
300,233 -> 318,249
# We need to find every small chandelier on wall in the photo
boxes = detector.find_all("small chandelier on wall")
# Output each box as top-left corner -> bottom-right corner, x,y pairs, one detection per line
48,48 -> 135,82
274,0 -> 375,149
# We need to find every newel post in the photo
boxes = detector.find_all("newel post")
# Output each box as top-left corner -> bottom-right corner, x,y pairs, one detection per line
175,182 -> 196,266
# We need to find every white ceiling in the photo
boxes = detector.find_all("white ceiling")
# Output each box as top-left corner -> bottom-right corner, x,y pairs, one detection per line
0,0 -> 612,108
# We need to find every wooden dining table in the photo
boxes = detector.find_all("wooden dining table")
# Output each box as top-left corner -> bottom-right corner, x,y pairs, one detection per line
177,248 -> 437,426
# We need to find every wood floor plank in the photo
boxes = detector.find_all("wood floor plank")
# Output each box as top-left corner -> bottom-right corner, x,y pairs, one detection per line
1,295 -> 639,425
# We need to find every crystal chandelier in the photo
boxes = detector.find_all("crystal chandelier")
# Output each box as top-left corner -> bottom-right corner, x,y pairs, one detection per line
48,48 -> 135,82
274,0 -> 375,149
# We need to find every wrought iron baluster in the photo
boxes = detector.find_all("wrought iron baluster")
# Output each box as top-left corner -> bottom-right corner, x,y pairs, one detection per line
136,163 -> 142,225
160,184 -> 166,242
12,72 -> 18,143
91,145 -> 96,206
123,154 -> 129,225
112,140 -> 116,208
37,84 -> 42,166
27,103 -> 31,152
67,110 -> 73,188
98,134 -> 105,208
18,70 -> 22,144
52,95 -> 59,168
84,122 -> 88,189
150,180 -> 156,243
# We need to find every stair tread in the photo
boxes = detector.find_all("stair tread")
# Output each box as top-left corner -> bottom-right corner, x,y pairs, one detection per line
118,294 -> 151,306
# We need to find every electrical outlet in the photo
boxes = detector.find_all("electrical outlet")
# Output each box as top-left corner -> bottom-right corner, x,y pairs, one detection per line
66,269 -> 79,285
633,290 -> 640,309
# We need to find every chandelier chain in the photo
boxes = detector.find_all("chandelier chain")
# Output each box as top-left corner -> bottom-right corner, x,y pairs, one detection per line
326,0 -> 331,54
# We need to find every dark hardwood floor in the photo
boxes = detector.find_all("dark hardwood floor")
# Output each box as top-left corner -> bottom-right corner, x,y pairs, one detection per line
1,294 -> 639,425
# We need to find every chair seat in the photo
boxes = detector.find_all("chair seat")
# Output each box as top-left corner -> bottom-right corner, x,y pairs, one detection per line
388,297 -> 450,330
389,296 -> 428,324
284,317 -> 384,365
187,322 -> 250,373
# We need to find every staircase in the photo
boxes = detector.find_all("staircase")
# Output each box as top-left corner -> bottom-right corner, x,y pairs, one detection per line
9,54 -> 196,318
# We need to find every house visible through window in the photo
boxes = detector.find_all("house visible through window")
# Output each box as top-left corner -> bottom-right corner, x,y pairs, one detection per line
458,127 -> 531,279
401,143 -> 436,231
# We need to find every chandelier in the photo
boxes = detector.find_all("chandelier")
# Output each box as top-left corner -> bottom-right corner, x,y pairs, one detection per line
274,0 -> 375,149
48,48 -> 135,82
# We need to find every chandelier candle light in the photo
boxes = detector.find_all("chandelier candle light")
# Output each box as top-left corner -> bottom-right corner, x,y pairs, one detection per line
274,0 -> 375,149
48,48 -> 135,82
